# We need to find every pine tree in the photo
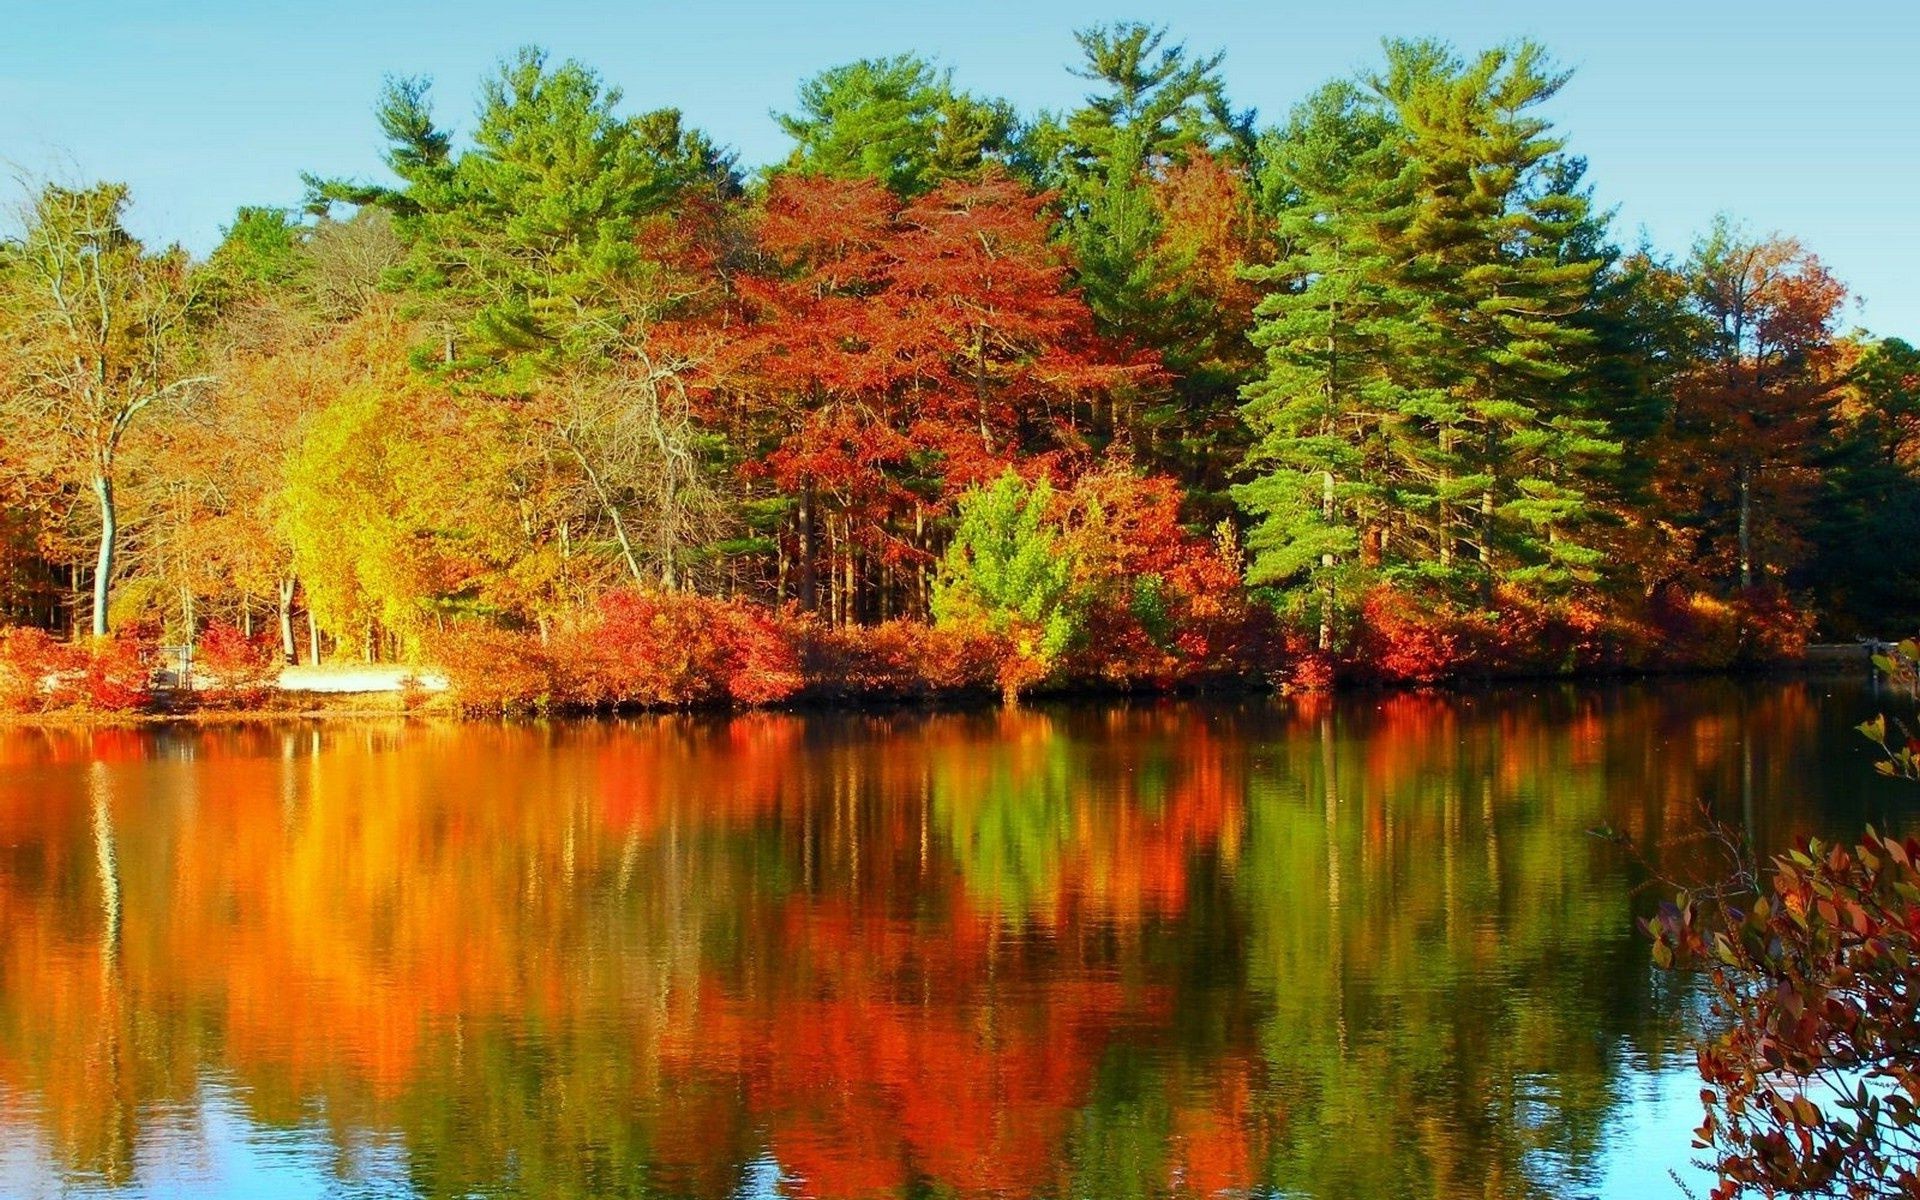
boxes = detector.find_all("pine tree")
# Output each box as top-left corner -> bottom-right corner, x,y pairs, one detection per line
306,47 -> 735,385
1024,25 -> 1253,464
1376,39 -> 1619,596
775,55 -> 1016,197
1236,81 -> 1421,643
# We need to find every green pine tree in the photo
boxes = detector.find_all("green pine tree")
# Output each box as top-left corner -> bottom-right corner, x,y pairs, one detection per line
1377,39 -> 1620,596
775,54 -> 1016,197
1237,81 -> 1422,642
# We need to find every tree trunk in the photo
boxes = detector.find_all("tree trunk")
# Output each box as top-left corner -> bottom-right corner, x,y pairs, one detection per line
1320,469 -> 1335,652
277,579 -> 297,663
91,473 -> 115,637
1737,462 -> 1753,590
798,488 -> 817,613
1479,482 -> 1497,604
844,538 -> 857,627
307,607 -> 321,667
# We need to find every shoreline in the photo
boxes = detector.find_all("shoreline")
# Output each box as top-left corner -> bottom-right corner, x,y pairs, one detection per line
0,650 -> 1877,730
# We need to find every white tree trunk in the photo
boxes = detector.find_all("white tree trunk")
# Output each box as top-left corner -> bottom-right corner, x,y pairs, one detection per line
91,474 -> 116,638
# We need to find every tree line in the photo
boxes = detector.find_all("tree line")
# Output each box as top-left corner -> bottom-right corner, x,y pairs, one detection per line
2,26 -> 1914,689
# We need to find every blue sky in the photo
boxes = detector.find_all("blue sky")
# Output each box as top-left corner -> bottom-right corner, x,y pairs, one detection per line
3,0 -> 1915,335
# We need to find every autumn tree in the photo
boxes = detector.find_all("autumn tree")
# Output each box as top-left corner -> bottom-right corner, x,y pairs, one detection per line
0,182 -> 211,635
310,48 -> 743,598
1663,222 -> 1848,592
721,171 -> 1141,622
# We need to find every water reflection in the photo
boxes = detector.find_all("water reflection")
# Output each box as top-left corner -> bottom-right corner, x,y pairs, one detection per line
0,681 -> 1909,1198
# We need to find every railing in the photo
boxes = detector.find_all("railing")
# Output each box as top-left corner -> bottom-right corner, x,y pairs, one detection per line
155,643 -> 194,690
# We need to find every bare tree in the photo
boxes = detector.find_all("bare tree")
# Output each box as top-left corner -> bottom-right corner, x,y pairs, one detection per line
0,182 -> 210,634
538,340 -> 734,592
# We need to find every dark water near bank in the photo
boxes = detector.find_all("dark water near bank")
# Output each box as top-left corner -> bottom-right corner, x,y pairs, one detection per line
0,680 -> 1913,1199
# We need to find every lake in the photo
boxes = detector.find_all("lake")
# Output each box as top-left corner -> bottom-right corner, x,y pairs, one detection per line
1,680 -> 1911,1199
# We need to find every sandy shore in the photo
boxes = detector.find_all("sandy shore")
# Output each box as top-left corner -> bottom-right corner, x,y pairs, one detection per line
275,664 -> 449,693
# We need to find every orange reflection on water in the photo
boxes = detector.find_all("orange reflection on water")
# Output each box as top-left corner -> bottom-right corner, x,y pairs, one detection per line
0,683 -> 1895,1198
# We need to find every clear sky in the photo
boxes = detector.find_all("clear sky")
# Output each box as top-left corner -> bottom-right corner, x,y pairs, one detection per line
3,0 -> 1915,336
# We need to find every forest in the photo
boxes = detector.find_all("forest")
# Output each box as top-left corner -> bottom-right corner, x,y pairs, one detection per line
3,25 -> 1916,709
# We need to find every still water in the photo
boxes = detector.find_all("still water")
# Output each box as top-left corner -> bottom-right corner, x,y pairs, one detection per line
0,681 -> 1912,1199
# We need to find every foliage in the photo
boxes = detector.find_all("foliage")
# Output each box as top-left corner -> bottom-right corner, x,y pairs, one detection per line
432,590 -> 804,712
306,47 -> 731,383
0,181 -> 210,635
800,619 -> 1006,698
192,621 -> 282,702
1649,833 -> 1920,1199
0,628 -> 84,713
1,30 -> 1914,698
775,54 -> 1016,196
1658,221 -> 1849,593
932,466 -> 1276,696
0,627 -> 152,713
931,471 -> 1082,681
570,589 -> 803,707
1241,42 -> 1620,613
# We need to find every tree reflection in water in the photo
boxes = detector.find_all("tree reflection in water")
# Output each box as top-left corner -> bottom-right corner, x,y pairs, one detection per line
0,681 -> 1908,1198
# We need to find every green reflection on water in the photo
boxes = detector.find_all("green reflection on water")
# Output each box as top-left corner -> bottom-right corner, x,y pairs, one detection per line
0,680 -> 1908,1198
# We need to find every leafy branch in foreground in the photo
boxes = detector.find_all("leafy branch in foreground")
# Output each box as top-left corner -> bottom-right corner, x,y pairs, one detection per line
1644,643 -> 1920,1199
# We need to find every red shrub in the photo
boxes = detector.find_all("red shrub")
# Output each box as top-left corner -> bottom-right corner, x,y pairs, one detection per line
1275,631 -> 1335,693
1730,587 -> 1813,665
80,635 -> 154,712
800,619 -> 1004,699
1645,588 -> 1744,671
194,621 -> 282,703
0,628 -> 83,713
1471,589 -> 1640,677
1348,587 -> 1473,684
431,591 -> 808,713
0,627 -> 153,713
568,590 -> 804,708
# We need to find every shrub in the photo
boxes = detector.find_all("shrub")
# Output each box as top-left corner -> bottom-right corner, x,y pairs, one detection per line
0,627 -> 153,714
430,592 -> 807,713
426,624 -> 560,713
79,635 -> 154,712
0,628 -> 83,713
1649,834 -> 1920,1199
1647,589 -> 1744,671
1348,587 -> 1472,684
571,590 -> 804,707
194,621 -> 282,703
1731,587 -> 1815,666
800,619 -> 1003,699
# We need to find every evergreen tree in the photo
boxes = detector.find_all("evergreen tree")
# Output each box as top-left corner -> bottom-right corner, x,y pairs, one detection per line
932,470 -> 1084,665
1808,337 -> 1920,633
1236,81 -> 1421,642
1376,39 -> 1619,595
1026,24 -> 1256,469
307,46 -> 736,385
776,54 -> 1016,197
